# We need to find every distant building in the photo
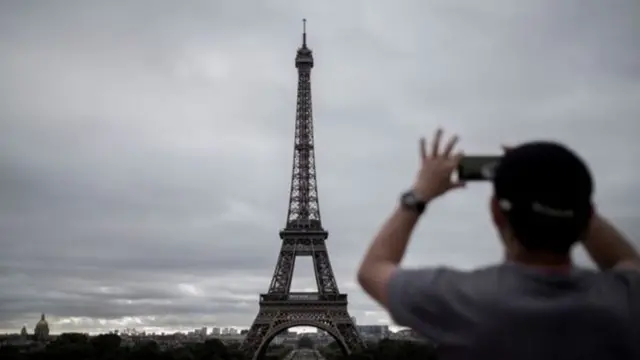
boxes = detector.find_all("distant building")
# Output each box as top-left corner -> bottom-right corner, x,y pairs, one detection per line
395,328 -> 420,338
20,326 -> 28,337
33,314 -> 49,342
356,325 -> 389,339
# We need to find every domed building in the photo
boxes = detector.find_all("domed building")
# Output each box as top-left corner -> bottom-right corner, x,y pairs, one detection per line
20,325 -> 28,337
33,313 -> 50,341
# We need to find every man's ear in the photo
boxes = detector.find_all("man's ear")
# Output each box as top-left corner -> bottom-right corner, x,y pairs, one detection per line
490,196 -> 508,228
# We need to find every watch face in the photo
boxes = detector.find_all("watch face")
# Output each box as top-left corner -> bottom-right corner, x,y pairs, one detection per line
402,192 -> 419,206
401,191 -> 425,214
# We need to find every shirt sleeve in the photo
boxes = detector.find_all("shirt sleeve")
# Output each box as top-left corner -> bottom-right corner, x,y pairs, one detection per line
611,267 -> 640,358
387,266 -> 471,345
612,267 -> 640,317
612,265 -> 640,303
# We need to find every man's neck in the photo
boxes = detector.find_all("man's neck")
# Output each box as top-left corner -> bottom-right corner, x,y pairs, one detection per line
508,250 -> 573,270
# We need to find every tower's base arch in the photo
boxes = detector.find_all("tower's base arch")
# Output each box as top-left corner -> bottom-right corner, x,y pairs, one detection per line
242,302 -> 364,360
255,320 -> 348,359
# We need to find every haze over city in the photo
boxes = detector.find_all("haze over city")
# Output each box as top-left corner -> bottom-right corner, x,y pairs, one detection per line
1,0 -> 639,337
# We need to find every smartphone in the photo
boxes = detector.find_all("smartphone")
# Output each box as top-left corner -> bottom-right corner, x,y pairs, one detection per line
457,156 -> 501,181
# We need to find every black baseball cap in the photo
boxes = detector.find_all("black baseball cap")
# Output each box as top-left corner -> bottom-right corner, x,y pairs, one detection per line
492,141 -> 594,252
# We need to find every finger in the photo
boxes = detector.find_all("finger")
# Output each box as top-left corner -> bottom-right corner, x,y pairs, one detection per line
449,181 -> 466,190
442,135 -> 459,158
447,151 -> 464,167
431,128 -> 443,157
419,137 -> 427,161
447,152 -> 465,189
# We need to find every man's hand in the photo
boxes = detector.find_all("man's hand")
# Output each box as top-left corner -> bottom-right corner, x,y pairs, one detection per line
413,128 -> 465,201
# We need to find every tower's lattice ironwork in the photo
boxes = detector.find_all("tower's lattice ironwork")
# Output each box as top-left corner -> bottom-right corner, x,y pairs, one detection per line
241,20 -> 364,359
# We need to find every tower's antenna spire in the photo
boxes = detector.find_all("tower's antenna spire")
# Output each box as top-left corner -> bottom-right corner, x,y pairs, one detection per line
302,18 -> 307,47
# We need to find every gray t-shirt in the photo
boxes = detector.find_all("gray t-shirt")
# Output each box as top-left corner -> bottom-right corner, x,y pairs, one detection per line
388,262 -> 639,360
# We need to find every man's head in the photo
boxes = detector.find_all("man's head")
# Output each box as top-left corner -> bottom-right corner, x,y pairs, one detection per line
490,141 -> 594,257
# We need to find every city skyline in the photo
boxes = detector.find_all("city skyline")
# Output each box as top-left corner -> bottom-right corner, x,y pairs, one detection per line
1,1 -> 639,334
7,313 -> 384,337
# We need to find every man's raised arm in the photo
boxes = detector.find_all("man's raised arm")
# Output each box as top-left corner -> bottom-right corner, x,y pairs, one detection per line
357,129 -> 465,309
583,214 -> 640,271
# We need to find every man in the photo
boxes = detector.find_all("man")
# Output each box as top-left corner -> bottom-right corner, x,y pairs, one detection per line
357,129 -> 639,359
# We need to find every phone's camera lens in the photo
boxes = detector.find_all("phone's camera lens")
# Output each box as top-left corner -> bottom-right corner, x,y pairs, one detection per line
481,161 -> 499,179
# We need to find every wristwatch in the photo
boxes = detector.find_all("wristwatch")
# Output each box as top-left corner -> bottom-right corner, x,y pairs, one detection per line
400,190 -> 428,215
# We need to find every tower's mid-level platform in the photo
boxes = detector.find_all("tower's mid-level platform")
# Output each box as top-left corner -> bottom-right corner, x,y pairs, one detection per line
259,292 -> 348,306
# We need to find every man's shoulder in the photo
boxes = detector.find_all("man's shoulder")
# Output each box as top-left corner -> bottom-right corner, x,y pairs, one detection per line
396,264 -> 509,297
414,263 -> 505,274
398,262 -> 640,292
425,263 -> 509,279
401,263 -> 512,283
603,264 -> 640,290
410,263 -> 599,293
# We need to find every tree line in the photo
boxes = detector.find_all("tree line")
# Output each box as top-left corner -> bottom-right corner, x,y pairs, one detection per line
0,333 -> 437,360
320,338 -> 437,360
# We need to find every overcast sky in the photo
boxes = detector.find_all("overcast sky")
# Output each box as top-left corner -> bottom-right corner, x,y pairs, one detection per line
1,0 -> 639,335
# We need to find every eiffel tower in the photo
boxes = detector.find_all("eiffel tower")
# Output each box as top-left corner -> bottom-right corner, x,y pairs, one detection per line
241,20 -> 364,359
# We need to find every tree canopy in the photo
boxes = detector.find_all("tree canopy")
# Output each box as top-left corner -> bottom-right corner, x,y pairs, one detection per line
296,335 -> 314,349
0,334 -> 436,360
320,339 -> 437,360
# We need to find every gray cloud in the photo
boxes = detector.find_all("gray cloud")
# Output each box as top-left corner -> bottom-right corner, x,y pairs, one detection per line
1,0 -> 639,334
